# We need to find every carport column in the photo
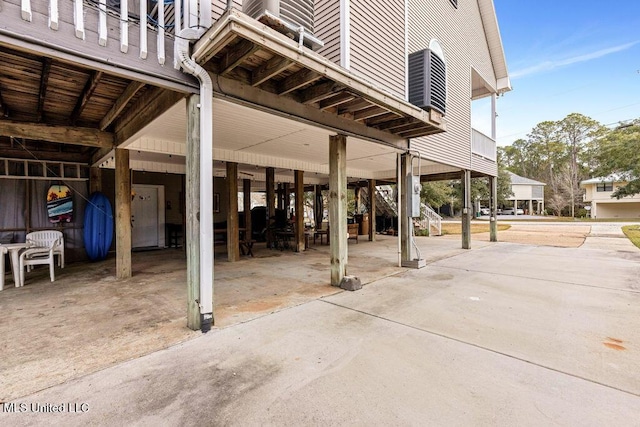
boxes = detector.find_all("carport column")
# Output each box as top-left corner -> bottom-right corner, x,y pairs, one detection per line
461,169 -> 471,249
294,170 -> 305,252
329,134 -> 348,286
529,199 -> 533,215
115,148 -> 132,279
243,179 -> 252,243
227,162 -> 240,262
368,179 -> 376,241
489,175 -> 498,242
400,154 -> 411,261
266,167 -> 275,247
186,94 -> 202,330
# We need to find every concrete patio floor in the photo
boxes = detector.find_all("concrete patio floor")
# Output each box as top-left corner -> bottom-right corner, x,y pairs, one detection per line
1,224 -> 639,425
1,234 -> 473,401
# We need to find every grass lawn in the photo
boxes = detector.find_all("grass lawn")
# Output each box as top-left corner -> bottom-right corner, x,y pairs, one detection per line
622,225 -> 640,249
441,223 -> 511,235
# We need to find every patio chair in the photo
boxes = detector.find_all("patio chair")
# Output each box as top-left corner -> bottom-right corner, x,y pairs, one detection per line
25,230 -> 64,269
19,235 -> 62,286
0,245 -> 6,291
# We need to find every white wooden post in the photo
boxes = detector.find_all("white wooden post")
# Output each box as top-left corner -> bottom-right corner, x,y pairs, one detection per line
73,0 -> 85,40
49,0 -> 59,30
120,0 -> 129,53
21,0 -> 32,21
98,0 -> 107,46
201,0 -> 212,28
139,0 -> 148,59
157,0 -> 166,64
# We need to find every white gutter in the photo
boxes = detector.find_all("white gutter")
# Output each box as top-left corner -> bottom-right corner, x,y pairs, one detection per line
177,28 -> 214,333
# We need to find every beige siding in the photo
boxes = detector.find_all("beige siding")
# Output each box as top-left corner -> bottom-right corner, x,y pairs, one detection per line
349,0 -> 406,98
213,0 -> 242,21
315,0 -> 341,65
595,202 -> 640,219
471,155 -> 497,176
409,0 -> 498,173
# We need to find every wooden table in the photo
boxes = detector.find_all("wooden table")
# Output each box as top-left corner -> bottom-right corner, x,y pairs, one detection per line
0,242 -> 32,289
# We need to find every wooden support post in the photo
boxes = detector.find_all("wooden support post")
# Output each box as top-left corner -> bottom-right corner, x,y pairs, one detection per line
284,183 -> 291,216
266,167 -> 275,247
489,175 -> 498,242
461,169 -> 471,249
400,154 -> 411,261
315,185 -> 323,227
90,167 -> 102,194
329,134 -> 348,286
227,162 -> 240,262
277,183 -> 283,210
115,148 -> 132,279
243,179 -> 252,243
294,170 -> 305,252
368,179 -> 376,241
186,95 -> 201,330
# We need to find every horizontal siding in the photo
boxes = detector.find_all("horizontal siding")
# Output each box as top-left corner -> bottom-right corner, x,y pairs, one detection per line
349,0 -> 405,98
213,0 -> 242,22
471,155 -> 497,176
409,0 -> 498,174
314,0 -> 341,65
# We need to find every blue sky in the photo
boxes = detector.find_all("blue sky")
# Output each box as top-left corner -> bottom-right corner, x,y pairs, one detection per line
474,0 -> 640,146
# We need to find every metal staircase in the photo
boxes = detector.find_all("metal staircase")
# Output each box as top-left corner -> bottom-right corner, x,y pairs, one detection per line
360,185 -> 442,236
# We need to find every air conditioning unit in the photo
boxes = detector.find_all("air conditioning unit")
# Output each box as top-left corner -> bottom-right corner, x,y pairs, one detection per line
243,0 -> 323,50
408,49 -> 446,115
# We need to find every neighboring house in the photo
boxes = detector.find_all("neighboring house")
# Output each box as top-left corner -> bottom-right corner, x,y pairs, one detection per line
581,176 -> 640,219
0,0 -> 510,329
506,172 -> 546,215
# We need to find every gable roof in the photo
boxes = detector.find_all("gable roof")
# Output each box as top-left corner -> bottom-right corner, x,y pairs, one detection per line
478,1 -> 511,93
508,171 -> 546,186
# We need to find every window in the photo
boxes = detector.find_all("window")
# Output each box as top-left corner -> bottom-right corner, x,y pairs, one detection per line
596,182 -> 613,192
450,0 -> 458,8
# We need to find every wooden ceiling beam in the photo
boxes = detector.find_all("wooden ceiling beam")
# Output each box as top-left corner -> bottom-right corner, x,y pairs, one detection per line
37,58 -> 52,122
365,112 -> 400,126
318,92 -> 356,110
114,88 -> 184,145
0,89 -> 8,118
251,56 -> 294,86
337,99 -> 372,115
0,120 -> 114,147
299,81 -> 343,104
71,71 -> 103,125
219,39 -> 259,75
99,81 -> 145,131
398,126 -> 437,138
277,68 -> 321,95
354,106 -> 388,121
374,117 -> 415,131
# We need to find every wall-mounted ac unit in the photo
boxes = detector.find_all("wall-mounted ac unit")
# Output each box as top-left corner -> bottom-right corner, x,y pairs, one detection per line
243,0 -> 323,50
408,49 -> 446,115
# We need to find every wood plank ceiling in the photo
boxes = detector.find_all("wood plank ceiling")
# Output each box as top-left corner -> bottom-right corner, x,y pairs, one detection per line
0,45 -> 180,163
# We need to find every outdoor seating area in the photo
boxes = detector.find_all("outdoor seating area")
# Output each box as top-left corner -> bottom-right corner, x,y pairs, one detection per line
0,230 -> 65,289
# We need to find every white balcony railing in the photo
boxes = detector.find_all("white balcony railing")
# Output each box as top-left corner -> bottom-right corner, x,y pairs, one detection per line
471,128 -> 496,161
13,0 -> 211,66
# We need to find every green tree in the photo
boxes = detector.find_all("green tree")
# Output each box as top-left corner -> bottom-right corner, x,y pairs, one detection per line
557,113 -> 606,216
420,181 -> 452,209
593,119 -> 640,198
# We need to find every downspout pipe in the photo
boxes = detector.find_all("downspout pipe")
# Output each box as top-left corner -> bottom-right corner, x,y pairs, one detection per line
177,28 -> 214,333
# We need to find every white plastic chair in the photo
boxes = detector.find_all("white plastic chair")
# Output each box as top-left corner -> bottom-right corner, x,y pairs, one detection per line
19,236 -> 61,287
25,230 -> 65,269
0,246 -> 6,291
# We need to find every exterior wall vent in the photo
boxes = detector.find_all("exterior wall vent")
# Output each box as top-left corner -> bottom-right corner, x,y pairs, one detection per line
408,46 -> 447,115
243,0 -> 324,50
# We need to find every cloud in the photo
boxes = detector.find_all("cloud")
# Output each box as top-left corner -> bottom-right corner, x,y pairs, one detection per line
511,41 -> 638,79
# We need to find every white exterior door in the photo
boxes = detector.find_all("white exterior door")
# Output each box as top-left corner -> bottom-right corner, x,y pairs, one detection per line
131,185 -> 165,248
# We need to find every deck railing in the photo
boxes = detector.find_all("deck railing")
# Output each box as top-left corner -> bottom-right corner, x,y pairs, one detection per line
14,0 -> 213,66
471,128 -> 497,161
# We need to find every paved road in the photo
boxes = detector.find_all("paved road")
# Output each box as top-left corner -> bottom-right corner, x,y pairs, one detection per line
2,233 -> 639,426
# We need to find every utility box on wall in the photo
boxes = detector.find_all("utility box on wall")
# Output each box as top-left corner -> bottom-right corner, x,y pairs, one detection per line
407,175 -> 421,218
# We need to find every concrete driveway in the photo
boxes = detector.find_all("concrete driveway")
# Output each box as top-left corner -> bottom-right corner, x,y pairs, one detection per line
2,229 -> 640,425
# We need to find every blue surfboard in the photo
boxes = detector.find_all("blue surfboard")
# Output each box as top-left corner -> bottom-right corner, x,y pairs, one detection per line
83,192 -> 114,261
